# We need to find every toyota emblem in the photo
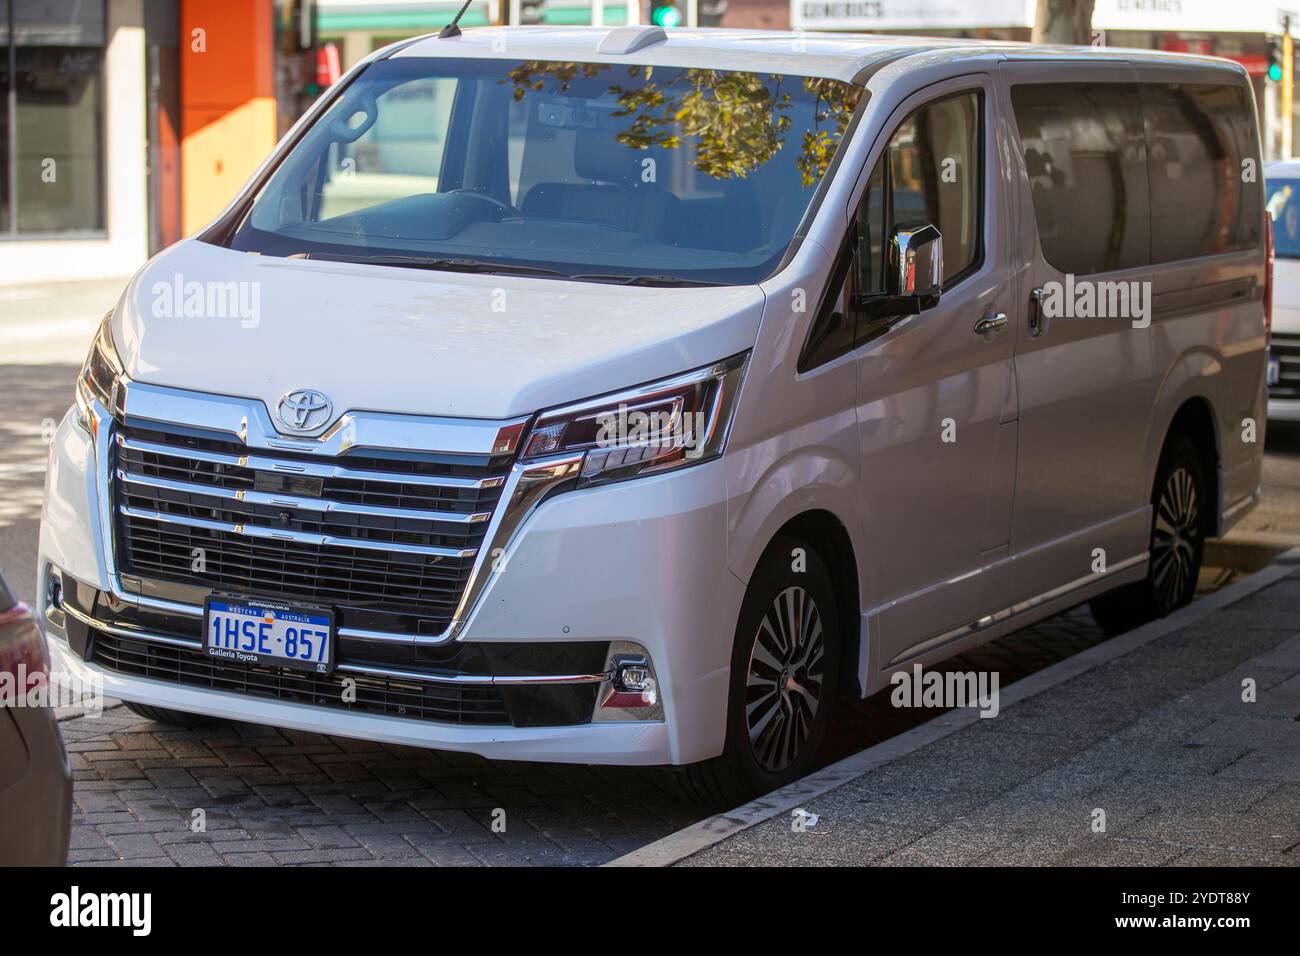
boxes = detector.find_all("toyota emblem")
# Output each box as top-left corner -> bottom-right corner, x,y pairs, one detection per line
276,389 -> 333,434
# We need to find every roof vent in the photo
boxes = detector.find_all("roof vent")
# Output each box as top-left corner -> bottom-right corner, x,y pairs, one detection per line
596,25 -> 668,56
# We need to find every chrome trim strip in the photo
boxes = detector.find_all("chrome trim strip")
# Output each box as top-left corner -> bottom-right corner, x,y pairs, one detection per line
335,662 -> 613,686
61,600 -> 205,651
122,380 -> 529,457
118,504 -> 479,560
65,602 -> 613,686
442,451 -> 585,641
1222,486 -> 1261,522
117,468 -> 491,525
887,552 -> 1150,666
118,434 -> 504,491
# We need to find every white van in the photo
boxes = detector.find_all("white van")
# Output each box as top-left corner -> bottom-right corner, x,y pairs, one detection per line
40,27 -> 1268,804
1265,159 -> 1300,419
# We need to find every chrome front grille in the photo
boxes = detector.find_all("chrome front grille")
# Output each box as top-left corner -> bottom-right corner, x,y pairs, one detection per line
1270,332 -> 1300,399
111,423 -> 512,639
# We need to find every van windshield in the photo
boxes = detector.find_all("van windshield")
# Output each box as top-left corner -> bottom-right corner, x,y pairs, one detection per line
226,57 -> 863,285
1268,178 -> 1300,259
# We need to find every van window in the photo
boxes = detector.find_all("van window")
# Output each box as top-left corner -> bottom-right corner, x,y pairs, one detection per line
799,90 -> 980,370
1144,83 -> 1262,262
321,77 -> 457,220
1010,83 -> 1148,276
882,91 -> 980,285
227,57 -> 864,287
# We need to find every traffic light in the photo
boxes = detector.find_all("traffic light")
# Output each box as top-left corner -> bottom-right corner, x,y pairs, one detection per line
520,0 -> 544,25
651,3 -> 683,28
1269,36 -> 1285,82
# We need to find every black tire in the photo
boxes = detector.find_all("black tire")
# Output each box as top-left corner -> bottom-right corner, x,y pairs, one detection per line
675,536 -> 841,809
123,701 -> 218,728
1089,433 -> 1207,635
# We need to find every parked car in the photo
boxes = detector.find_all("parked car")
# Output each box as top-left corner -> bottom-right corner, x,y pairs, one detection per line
0,571 -> 71,865
38,27 -> 1267,806
1266,159 -> 1300,420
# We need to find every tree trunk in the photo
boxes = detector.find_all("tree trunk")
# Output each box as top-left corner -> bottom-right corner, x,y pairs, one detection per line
1032,0 -> 1096,45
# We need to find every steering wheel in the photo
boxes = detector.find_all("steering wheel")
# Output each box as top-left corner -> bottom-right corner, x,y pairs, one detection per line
446,188 -> 520,219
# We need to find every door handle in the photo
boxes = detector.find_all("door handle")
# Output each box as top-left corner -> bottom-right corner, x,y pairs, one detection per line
1028,287 -> 1048,337
974,312 -> 1008,336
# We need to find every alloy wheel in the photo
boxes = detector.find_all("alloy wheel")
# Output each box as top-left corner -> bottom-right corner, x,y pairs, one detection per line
1151,465 -> 1200,610
745,585 -> 826,773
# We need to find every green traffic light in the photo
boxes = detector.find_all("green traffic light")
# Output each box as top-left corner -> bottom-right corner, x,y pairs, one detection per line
651,5 -> 681,27
1269,62 -> 1284,82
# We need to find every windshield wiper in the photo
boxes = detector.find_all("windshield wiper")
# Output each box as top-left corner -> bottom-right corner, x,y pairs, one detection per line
569,273 -> 721,287
307,253 -> 570,279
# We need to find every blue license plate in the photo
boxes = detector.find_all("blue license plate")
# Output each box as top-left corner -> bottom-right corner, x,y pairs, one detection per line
204,598 -> 334,674
1269,355 -> 1281,386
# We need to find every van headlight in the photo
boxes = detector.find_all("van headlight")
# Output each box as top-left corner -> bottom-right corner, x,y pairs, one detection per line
75,315 -> 125,435
518,353 -> 748,486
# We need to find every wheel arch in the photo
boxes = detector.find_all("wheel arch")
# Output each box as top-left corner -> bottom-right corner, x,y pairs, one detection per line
754,510 -> 863,697
1159,395 -> 1222,538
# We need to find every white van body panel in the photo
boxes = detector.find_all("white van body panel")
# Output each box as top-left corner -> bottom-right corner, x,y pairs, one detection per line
115,239 -> 765,421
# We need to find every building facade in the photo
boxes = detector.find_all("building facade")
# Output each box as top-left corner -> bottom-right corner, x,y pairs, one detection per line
0,0 -> 306,285
791,0 -> 1300,160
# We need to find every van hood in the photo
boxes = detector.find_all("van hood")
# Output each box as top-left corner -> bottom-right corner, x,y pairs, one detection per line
111,240 -> 765,423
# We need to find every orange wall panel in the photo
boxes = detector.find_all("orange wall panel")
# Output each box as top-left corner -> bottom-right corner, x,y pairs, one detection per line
180,0 -> 277,233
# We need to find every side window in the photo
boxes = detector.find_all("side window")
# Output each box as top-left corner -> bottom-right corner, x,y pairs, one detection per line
799,90 -> 981,371
1010,83 -> 1148,276
881,91 -> 981,285
1143,83 -> 1262,262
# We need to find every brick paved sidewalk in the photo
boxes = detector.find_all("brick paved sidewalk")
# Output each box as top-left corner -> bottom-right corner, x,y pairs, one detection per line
675,567 -> 1300,867
60,712 -> 698,867
58,605 -> 1111,867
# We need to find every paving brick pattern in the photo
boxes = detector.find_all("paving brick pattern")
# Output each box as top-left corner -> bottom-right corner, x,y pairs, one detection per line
59,606 -> 1114,866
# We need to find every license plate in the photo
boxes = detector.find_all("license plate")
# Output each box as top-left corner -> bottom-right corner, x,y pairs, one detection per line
1269,355 -> 1281,386
203,597 -> 334,674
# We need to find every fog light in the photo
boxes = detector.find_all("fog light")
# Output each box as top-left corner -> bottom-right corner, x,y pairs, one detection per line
46,568 -> 64,610
594,644 -> 664,721
609,657 -> 656,707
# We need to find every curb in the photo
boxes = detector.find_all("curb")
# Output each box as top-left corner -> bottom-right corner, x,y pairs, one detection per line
606,547 -> 1300,867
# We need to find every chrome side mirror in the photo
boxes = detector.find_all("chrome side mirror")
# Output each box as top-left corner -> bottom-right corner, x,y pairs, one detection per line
887,223 -> 943,308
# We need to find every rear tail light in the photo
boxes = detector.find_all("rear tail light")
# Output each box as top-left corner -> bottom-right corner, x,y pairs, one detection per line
1265,212 -> 1275,345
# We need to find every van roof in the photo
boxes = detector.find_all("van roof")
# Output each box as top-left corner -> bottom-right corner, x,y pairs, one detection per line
391,25 -> 1248,85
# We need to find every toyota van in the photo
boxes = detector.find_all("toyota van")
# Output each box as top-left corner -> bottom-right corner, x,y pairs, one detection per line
38,26 -> 1268,805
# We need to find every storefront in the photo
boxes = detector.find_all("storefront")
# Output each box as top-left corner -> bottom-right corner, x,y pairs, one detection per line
791,0 -> 1300,160
0,0 -> 323,286
1,0 -> 147,283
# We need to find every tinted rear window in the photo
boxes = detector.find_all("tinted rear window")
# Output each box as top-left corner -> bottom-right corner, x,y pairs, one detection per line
1144,83 -> 1261,262
1011,79 -> 1261,275
1011,82 -> 1148,276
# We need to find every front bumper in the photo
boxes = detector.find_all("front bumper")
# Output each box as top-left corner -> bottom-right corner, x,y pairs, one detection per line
39,392 -> 742,766
1267,396 -> 1300,422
